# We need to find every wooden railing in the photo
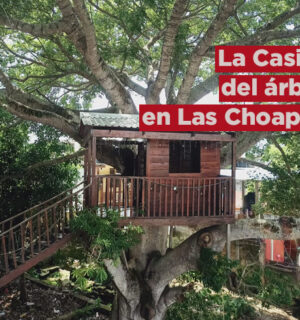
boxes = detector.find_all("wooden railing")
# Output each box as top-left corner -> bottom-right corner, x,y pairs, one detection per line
97,176 -> 233,219
0,182 -> 85,234
0,183 -> 89,276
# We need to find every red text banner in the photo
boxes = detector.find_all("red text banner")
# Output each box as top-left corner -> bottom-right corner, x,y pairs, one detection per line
219,75 -> 300,102
215,46 -> 300,73
139,104 -> 300,132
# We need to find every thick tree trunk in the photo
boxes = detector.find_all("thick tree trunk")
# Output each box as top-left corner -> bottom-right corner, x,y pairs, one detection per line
105,217 -> 300,320
105,225 -> 227,320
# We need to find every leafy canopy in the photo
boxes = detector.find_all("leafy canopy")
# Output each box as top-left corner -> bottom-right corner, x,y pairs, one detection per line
0,109 -> 79,219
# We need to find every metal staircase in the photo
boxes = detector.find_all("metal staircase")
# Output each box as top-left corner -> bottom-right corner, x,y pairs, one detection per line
0,181 -> 90,288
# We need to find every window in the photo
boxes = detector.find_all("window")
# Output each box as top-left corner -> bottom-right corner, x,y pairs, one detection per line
169,141 -> 201,173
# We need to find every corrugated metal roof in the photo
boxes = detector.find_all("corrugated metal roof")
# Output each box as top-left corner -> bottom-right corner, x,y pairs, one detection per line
80,112 -> 139,129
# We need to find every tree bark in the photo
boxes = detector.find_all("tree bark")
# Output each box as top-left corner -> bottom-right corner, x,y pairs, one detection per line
104,215 -> 300,320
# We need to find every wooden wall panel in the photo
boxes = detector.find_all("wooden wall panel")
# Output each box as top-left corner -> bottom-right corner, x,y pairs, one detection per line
200,143 -> 220,177
146,140 -> 169,177
146,140 -> 221,177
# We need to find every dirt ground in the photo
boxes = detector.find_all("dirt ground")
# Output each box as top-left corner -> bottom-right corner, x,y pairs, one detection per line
0,279 -> 109,320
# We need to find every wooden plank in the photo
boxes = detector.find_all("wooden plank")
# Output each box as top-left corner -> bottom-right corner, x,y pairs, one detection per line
118,216 -> 235,227
92,130 -> 235,142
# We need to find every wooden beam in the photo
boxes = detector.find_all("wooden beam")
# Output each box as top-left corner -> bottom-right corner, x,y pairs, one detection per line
91,129 -> 235,142
118,216 -> 235,227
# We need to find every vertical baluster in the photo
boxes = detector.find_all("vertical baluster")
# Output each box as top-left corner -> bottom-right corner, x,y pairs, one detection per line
175,179 -> 179,217
164,179 -> 168,217
53,206 -> 58,240
10,229 -> 17,268
153,178 -> 157,217
197,179 -> 201,216
20,224 -> 25,263
187,179 -> 190,217
99,177 -> 103,216
136,178 -> 140,217
219,178 -> 222,215
45,211 -> 50,246
170,179 -> 173,217
113,177 -> 116,209
124,178 -> 128,217
202,178 -> 206,216
29,219 -> 34,257
118,178 -> 121,216
192,179 -> 195,216
2,236 -> 9,273
181,179 -> 184,217
69,191 -> 73,219
214,179 -> 216,216
130,178 -> 134,218
75,195 -> 79,214
208,179 -> 211,216
142,178 -> 145,215
159,178 -> 162,218
37,214 -> 41,252
147,179 -> 151,217
106,177 -> 111,209
229,178 -> 232,216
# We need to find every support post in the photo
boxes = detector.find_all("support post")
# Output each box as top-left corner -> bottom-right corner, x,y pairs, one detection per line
259,240 -> 266,286
231,139 -> 236,217
235,240 -> 240,260
226,224 -> 231,259
296,247 -> 300,282
91,133 -> 97,207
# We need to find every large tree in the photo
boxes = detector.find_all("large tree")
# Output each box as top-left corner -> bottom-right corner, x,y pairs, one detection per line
1,0 -> 300,319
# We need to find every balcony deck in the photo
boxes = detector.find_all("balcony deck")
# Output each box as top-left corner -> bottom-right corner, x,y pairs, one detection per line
94,175 -> 235,226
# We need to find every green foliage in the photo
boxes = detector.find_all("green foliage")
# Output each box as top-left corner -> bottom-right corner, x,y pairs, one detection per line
245,133 -> 300,217
238,264 -> 300,308
0,109 -> 79,219
69,208 -> 143,291
71,208 -> 143,261
198,248 -> 238,292
166,289 -> 255,320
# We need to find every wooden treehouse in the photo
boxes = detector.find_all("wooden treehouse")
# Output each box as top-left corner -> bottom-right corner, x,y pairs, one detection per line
81,112 -> 236,226
0,112 -> 236,288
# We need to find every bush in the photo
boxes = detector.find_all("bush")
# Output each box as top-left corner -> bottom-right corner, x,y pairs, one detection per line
166,289 -> 255,320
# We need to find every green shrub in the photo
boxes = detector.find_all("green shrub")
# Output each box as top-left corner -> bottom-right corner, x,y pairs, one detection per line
166,289 -> 255,320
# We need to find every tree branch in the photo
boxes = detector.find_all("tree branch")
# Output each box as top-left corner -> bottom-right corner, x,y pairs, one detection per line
0,149 -> 85,183
239,157 -> 273,173
147,0 -> 188,103
103,259 -> 140,306
56,0 -> 137,114
270,136 -> 292,175
0,14 -> 65,37
147,225 -> 226,301
177,0 -> 238,104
